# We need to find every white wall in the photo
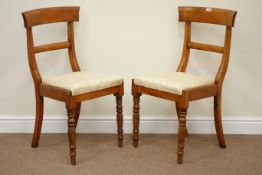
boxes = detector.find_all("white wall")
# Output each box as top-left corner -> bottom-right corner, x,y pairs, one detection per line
0,0 -> 262,120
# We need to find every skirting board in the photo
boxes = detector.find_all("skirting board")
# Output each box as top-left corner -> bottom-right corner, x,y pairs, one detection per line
0,116 -> 261,134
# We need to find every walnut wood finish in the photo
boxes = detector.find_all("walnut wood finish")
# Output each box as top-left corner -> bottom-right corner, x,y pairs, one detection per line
22,6 -> 124,165
132,6 -> 237,164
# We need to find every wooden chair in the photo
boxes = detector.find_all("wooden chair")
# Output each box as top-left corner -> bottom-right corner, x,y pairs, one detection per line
22,6 -> 124,165
132,6 -> 237,164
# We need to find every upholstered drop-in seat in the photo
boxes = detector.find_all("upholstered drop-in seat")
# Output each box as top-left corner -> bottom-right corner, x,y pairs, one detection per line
134,72 -> 214,95
42,72 -> 123,96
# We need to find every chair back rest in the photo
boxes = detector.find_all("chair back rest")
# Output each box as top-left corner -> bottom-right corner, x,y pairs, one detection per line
178,6 -> 236,27
22,6 -> 79,27
176,6 -> 237,87
22,6 -> 80,85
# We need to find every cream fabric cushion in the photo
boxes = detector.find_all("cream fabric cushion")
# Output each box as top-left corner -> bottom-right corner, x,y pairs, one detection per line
134,72 -> 214,95
42,72 -> 123,96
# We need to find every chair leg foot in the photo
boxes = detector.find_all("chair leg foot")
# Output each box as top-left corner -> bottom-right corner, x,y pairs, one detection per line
219,143 -> 226,148
67,106 -> 77,165
31,142 -> 39,148
115,94 -> 124,147
133,94 -> 141,148
31,95 -> 44,148
177,153 -> 183,164
214,95 -> 226,148
71,156 -> 76,165
118,140 -> 123,147
133,139 -> 138,147
177,107 -> 188,164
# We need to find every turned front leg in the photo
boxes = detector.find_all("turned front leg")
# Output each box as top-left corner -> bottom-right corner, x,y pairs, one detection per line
177,107 -> 188,164
115,94 -> 123,147
66,106 -> 77,165
176,103 -> 188,137
133,94 -> 141,147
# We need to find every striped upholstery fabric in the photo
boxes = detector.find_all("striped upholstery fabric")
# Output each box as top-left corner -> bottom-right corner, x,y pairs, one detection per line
134,72 -> 214,95
42,72 -> 123,96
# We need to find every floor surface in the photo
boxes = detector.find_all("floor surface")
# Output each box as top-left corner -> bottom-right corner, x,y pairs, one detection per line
0,134 -> 261,175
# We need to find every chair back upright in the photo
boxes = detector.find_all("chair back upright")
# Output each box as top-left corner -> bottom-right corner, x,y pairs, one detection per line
22,6 -> 81,86
177,6 -> 237,88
